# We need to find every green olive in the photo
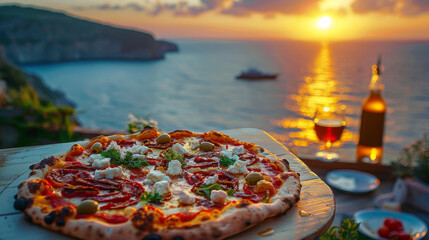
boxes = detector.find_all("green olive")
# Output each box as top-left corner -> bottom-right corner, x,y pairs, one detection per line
77,200 -> 98,214
199,142 -> 215,152
90,142 -> 103,154
245,172 -> 264,186
156,134 -> 171,144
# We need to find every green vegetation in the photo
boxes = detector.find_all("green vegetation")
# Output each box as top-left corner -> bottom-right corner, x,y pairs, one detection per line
392,134 -> 429,184
0,59 -> 77,147
101,149 -> 149,169
164,150 -> 186,166
194,183 -> 223,198
127,113 -> 158,133
140,192 -> 163,204
320,218 -> 369,240
219,155 -> 236,167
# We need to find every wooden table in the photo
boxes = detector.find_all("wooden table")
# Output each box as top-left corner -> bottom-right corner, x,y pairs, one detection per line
0,128 -> 336,240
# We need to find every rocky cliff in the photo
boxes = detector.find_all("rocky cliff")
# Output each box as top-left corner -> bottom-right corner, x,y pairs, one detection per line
0,5 -> 178,64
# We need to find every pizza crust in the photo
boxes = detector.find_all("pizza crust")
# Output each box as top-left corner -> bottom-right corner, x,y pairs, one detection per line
16,130 -> 302,240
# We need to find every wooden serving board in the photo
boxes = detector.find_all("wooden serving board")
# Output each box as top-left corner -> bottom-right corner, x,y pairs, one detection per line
0,128 -> 335,240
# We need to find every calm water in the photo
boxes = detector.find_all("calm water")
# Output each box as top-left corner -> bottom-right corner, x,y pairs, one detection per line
22,39 -> 429,163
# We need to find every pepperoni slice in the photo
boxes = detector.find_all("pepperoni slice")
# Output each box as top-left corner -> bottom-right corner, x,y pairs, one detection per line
116,139 -> 136,147
46,169 -> 91,188
195,199 -> 225,209
194,157 -> 217,163
233,192 -> 265,203
75,213 -> 128,224
74,178 -> 121,190
91,192 -> 132,203
99,180 -> 144,210
196,152 -> 219,158
185,172 -> 202,185
45,193 -> 75,208
184,162 -> 218,169
61,185 -> 99,198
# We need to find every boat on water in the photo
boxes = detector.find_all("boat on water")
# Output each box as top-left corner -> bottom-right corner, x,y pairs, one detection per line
236,68 -> 278,80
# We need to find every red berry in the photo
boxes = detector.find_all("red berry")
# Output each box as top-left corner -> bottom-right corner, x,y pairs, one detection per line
384,218 -> 404,231
384,218 -> 395,226
388,231 -> 400,240
397,232 -> 411,240
378,226 -> 390,238
389,220 -> 404,231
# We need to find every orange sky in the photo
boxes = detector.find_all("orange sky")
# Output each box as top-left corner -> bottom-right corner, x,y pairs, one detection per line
1,0 -> 429,41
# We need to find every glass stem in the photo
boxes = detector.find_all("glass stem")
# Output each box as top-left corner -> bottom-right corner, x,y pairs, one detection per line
325,141 -> 332,152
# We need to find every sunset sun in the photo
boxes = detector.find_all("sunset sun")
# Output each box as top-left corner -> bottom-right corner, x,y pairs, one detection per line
317,16 -> 332,30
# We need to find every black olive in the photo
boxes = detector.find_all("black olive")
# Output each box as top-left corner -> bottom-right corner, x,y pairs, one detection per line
61,207 -> 73,216
24,214 -> 32,223
44,212 -> 56,224
29,164 -> 35,170
56,218 -> 65,226
143,234 -> 162,240
14,197 -> 27,211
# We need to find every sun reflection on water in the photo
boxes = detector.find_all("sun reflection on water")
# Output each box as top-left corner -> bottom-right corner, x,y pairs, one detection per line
270,42 -> 354,154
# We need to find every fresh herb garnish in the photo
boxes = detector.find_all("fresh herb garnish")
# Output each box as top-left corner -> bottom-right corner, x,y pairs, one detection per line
100,149 -> 149,169
219,155 -> 236,167
164,150 -> 186,166
320,218 -> 363,240
140,192 -> 163,204
100,149 -> 121,162
194,183 -> 223,198
226,189 -> 235,196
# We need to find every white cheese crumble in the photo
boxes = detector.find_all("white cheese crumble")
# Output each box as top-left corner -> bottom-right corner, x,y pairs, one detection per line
132,154 -> 146,160
232,145 -> 245,155
127,144 -> 149,155
153,181 -> 170,196
219,147 -> 232,158
87,154 -> 103,164
190,139 -> 200,150
210,190 -> 227,204
94,166 -> 124,179
179,190 -> 195,205
172,143 -> 187,155
166,160 -> 182,176
106,141 -> 121,152
204,174 -> 218,185
143,170 -> 171,185
92,158 -> 111,169
226,160 -> 249,174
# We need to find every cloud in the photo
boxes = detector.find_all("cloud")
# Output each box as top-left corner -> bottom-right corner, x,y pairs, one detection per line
73,0 -> 429,17
74,0 -> 224,15
74,2 -> 145,12
73,0 -> 322,17
351,0 -> 429,15
160,0 -> 227,16
222,0 -> 321,17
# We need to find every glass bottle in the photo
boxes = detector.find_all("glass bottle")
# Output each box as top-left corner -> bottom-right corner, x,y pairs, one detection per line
357,57 -> 386,164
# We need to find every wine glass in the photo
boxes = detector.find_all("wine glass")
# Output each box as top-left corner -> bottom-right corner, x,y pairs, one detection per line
313,104 -> 346,162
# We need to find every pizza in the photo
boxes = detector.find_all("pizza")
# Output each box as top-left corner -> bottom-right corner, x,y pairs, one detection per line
14,128 -> 301,240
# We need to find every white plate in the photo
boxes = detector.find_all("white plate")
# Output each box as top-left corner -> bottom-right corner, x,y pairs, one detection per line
353,209 -> 428,240
325,169 -> 380,193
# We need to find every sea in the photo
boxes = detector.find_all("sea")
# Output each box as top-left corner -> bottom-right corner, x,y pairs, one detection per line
21,39 -> 429,163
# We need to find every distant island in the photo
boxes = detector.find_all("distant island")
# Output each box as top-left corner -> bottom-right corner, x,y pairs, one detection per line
0,5 -> 178,64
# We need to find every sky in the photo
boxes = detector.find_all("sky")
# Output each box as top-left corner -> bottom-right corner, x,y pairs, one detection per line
1,0 -> 429,41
